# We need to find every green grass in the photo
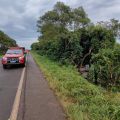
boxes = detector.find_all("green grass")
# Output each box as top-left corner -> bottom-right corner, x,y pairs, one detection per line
31,51 -> 120,120
0,54 -> 2,58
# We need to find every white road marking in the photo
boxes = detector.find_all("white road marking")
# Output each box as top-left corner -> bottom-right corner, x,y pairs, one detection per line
8,67 -> 26,120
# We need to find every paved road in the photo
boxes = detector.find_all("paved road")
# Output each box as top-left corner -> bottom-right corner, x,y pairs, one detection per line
18,54 -> 66,120
0,54 -> 66,120
0,62 -> 23,120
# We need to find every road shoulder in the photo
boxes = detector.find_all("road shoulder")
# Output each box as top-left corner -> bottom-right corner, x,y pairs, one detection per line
18,53 -> 66,120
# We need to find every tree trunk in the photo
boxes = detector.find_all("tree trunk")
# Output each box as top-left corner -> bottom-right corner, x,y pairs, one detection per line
80,47 -> 93,68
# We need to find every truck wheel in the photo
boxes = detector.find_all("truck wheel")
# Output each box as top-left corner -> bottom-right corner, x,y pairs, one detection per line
3,65 -> 7,69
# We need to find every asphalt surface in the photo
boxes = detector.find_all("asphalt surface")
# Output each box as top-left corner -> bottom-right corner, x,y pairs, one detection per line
0,61 -> 23,120
0,54 -> 66,120
18,54 -> 66,120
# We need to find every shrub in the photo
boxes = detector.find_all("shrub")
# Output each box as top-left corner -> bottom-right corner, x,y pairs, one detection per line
32,51 -> 120,120
88,45 -> 120,90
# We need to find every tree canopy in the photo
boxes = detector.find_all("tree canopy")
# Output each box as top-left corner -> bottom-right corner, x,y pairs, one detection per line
0,30 -> 16,52
32,2 -> 120,90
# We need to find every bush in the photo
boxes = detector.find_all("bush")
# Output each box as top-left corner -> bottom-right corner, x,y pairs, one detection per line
35,32 -> 83,65
32,51 -> 120,120
88,44 -> 120,90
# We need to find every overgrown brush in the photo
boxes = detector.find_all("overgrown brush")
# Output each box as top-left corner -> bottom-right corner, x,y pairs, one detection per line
32,51 -> 120,120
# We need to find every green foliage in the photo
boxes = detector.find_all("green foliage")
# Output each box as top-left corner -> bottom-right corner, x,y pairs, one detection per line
37,1 -> 90,45
31,42 -> 40,50
0,30 -> 16,52
72,7 -> 90,29
37,2 -> 90,32
36,32 -> 83,65
97,18 -> 120,37
88,44 -> 120,90
33,2 -> 116,67
0,54 -> 2,57
32,51 -> 120,120
32,2 -> 118,90
79,26 -> 115,66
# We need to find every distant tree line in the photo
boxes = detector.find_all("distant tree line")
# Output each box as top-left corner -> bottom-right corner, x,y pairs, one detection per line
31,2 -> 120,90
0,30 -> 16,53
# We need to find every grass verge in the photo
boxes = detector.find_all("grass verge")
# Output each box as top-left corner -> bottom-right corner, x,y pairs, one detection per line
0,54 -> 2,58
31,51 -> 120,120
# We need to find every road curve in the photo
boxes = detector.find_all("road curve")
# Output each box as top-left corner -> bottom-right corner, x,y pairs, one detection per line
0,63 -> 23,120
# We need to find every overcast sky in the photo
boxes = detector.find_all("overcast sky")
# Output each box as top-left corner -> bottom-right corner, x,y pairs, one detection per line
0,0 -> 120,48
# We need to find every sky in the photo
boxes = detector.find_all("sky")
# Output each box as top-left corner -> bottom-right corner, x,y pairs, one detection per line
0,0 -> 120,49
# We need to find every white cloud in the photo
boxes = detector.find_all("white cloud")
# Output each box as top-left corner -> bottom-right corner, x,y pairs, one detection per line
0,7 -> 21,26
0,0 -> 120,47
17,38 -> 38,49
13,24 -> 26,30
23,0 -> 56,18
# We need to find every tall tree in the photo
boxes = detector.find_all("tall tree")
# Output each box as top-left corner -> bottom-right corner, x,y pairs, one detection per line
97,19 -> 120,37
80,25 -> 115,68
0,30 -> 16,52
72,7 -> 90,30
37,2 -> 90,41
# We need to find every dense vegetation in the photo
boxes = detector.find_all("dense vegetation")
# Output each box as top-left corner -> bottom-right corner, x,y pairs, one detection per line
32,51 -> 120,120
0,30 -> 16,54
31,2 -> 120,90
88,44 -> 120,90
